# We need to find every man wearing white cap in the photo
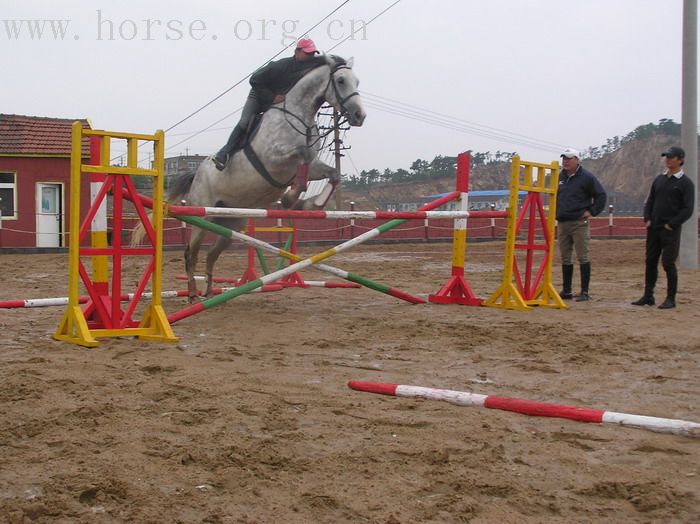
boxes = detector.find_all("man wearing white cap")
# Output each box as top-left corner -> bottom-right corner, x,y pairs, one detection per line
556,148 -> 607,301
213,38 -> 325,170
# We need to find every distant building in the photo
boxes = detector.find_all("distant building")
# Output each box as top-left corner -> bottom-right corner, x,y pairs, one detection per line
0,114 -> 91,248
164,154 -> 207,187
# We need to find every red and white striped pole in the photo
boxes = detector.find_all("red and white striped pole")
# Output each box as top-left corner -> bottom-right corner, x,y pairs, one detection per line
348,381 -> 700,438
0,284 -> 284,309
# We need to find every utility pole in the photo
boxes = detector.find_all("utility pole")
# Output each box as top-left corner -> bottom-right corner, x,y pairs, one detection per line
331,110 -> 351,210
680,0 -> 698,269
333,111 -> 343,210
317,106 -> 351,210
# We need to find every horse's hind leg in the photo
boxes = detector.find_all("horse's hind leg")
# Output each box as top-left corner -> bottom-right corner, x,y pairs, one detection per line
185,228 -> 206,303
205,235 -> 233,297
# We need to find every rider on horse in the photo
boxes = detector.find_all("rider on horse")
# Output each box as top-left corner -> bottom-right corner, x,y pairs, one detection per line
212,38 -> 327,171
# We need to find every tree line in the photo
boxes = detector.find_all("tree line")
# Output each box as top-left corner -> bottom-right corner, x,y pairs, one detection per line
580,118 -> 680,160
342,150 -> 516,189
342,119 -> 682,189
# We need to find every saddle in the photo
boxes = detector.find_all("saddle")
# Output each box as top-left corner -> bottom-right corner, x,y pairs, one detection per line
238,112 -> 297,189
231,112 -> 264,156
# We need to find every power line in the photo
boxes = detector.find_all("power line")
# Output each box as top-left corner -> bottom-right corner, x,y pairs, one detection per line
115,0 -> 402,167
109,1 -> 354,164
163,0 -> 353,134
344,150 -> 362,178
362,92 -> 574,153
326,0 -> 403,53
362,98 -> 572,153
166,0 -> 403,157
165,107 -> 242,153
363,91 -> 572,151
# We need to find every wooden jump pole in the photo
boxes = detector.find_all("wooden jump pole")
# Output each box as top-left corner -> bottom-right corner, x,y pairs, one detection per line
165,191 -> 465,324
348,380 -> 700,439
166,207 -> 483,220
176,275 -> 360,289
1,285 -> 283,309
124,189 -> 463,311
125,190 -> 422,304
168,213 -> 426,324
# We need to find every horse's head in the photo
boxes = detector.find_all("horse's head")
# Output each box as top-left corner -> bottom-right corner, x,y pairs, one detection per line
324,55 -> 366,127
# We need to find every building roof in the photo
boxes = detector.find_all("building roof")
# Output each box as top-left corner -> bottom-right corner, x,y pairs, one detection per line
0,114 -> 91,156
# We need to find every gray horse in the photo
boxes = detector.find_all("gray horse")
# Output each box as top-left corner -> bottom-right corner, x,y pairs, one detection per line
168,55 -> 365,301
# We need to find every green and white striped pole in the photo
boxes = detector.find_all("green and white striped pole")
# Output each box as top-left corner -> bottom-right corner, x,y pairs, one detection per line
167,215 -> 426,323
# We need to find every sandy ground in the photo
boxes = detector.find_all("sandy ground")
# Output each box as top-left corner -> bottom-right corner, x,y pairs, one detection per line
1,238 -> 699,523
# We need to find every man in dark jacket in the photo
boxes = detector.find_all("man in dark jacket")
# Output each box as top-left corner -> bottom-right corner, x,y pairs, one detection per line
556,148 -> 607,301
212,38 -> 327,171
632,146 -> 695,309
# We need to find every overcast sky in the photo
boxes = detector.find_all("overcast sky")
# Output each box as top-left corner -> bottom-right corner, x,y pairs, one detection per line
2,0 -> 694,174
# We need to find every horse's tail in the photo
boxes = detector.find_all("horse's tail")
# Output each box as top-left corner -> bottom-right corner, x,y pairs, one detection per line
130,211 -> 153,246
131,171 -> 197,246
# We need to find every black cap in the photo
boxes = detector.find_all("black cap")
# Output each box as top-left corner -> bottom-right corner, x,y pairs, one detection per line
661,146 -> 685,159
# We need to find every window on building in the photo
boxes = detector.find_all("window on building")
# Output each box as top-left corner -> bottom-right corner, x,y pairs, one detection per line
187,161 -> 198,170
0,172 -> 17,219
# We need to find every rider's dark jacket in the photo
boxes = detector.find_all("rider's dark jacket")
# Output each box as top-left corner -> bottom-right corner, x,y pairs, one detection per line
250,56 -> 327,108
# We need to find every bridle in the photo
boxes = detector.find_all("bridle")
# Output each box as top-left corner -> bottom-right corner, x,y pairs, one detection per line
268,62 -> 360,148
328,63 -> 360,115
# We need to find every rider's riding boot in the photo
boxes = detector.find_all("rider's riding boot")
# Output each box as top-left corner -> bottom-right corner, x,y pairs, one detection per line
213,125 -> 244,171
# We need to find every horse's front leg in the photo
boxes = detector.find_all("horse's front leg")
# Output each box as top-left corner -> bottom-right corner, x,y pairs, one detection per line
280,162 -> 310,209
205,236 -> 233,297
298,159 -> 339,209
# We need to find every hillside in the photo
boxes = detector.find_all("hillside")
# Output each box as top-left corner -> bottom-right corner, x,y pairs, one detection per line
340,161 -> 512,211
340,134 -> 697,214
584,134 -> 686,211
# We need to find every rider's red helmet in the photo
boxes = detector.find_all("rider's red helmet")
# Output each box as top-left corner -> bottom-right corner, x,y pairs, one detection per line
296,38 -> 319,54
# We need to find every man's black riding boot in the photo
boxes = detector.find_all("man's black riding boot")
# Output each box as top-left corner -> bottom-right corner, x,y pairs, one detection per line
212,125 -> 244,171
560,264 -> 574,299
575,262 -> 591,301
658,297 -> 676,309
658,265 -> 678,309
631,292 -> 655,306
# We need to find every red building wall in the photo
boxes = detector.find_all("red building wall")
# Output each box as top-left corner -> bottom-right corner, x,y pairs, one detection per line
0,156 -> 91,248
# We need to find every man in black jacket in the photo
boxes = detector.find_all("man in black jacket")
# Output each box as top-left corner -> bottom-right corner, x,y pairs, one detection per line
556,148 -> 607,301
212,38 -> 326,171
632,146 -> 695,309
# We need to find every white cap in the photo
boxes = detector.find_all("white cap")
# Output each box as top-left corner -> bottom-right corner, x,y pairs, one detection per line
560,148 -> 580,159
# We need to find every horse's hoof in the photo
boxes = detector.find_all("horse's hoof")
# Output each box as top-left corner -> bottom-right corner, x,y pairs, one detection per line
188,295 -> 201,304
